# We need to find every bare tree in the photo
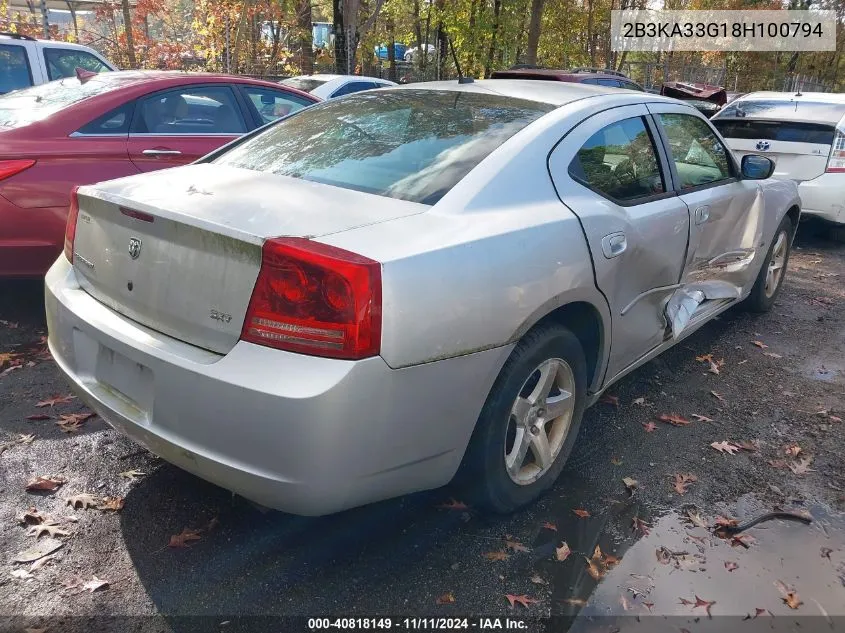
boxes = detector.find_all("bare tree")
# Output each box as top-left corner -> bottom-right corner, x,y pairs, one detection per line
121,0 -> 136,67
525,0 -> 544,65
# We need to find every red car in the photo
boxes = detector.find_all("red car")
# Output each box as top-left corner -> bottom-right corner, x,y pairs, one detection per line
490,66 -> 644,91
0,70 -> 318,277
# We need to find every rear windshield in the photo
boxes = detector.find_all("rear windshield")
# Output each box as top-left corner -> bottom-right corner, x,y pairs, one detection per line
279,77 -> 329,93
0,75 -> 128,128
713,119 -> 836,145
214,89 -> 554,205
715,99 -> 845,126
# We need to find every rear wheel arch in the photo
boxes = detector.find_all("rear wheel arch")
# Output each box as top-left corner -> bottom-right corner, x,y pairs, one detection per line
513,300 -> 608,394
785,205 -> 800,234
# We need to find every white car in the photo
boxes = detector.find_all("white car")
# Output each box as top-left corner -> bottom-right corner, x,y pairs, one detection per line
712,92 -> 845,239
279,73 -> 395,100
0,31 -> 116,94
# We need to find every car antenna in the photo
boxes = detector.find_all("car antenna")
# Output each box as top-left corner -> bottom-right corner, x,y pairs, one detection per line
448,37 -> 473,84
75,67 -> 97,83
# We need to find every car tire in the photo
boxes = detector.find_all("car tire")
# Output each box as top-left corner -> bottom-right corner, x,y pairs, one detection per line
457,325 -> 588,513
746,215 -> 793,313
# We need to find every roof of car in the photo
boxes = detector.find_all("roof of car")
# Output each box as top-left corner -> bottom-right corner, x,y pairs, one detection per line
294,74 -> 386,82
738,91 -> 845,104
392,78 -> 658,106
490,68 -> 634,82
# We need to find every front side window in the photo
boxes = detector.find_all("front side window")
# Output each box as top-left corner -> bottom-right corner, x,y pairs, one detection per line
44,48 -> 111,81
0,44 -> 33,94
658,113 -> 733,189
569,116 -> 665,202
242,86 -> 312,125
134,86 -> 246,135
214,89 -> 554,205
330,81 -> 376,98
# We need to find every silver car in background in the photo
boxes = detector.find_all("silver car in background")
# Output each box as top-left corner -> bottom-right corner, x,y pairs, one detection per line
46,80 -> 800,516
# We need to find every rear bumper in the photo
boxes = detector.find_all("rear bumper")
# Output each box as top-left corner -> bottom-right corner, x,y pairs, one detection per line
797,174 -> 845,225
45,257 -> 510,515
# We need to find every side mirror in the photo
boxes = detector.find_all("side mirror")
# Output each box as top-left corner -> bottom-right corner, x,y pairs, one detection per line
741,154 -> 775,180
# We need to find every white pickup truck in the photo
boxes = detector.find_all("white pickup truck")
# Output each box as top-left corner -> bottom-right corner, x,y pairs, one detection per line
0,31 -> 116,94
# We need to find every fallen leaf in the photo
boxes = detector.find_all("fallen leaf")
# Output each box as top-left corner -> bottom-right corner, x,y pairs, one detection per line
437,498 -> 468,511
610,456 -> 623,466
632,397 -> 647,406
505,594 -> 540,609
504,539 -> 529,553
693,595 -> 716,617
18,507 -> 47,526
622,477 -> 638,493
82,575 -> 109,593
27,524 -> 70,539
784,443 -> 802,457
35,395 -> 76,408
119,469 -> 145,481
643,602 -> 654,612
752,341 -> 769,349
708,359 -> 725,375
725,561 -> 739,572
710,440 -> 740,455
714,516 -> 739,529
658,413 -> 690,426
685,509 -> 708,528
711,391 -> 726,403
435,592 -> 455,605
555,542 -> 571,562
542,522 -> 557,531
769,459 -> 789,469
26,414 -> 52,421
13,540 -> 64,563
530,574 -> 547,585
561,598 -> 587,607
29,554 -> 55,571
25,476 -> 66,492
696,353 -> 714,363
673,473 -> 697,495
642,422 -> 657,433
632,516 -> 650,535
829,415 -> 842,423
584,556 -> 603,580
97,497 -> 125,512
66,494 -> 98,510
731,534 -> 755,548
11,569 -> 34,580
764,352 -> 782,359
483,551 -> 508,561
0,365 -> 22,378
821,547 -> 833,560
56,412 -> 95,432
168,528 -> 202,548
599,394 -> 619,408
736,440 -> 759,452
775,580 -> 802,609
690,413 -> 714,422
572,509 -> 590,518
789,456 -> 814,475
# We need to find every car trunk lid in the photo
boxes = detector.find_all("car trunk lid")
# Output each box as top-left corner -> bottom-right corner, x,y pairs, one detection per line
713,118 -> 835,181
71,163 -> 427,354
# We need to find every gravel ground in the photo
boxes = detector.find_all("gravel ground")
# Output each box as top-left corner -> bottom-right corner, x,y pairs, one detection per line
1,226 -> 843,633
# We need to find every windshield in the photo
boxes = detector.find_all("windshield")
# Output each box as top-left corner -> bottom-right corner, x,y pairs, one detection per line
214,89 -> 554,205
0,75 -> 129,128
280,77 -> 329,93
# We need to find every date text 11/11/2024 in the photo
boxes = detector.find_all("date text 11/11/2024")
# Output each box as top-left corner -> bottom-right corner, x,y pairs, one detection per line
307,618 -> 530,630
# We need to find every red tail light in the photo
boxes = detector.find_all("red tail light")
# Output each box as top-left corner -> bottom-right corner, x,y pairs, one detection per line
241,237 -> 382,360
0,159 -> 35,182
64,186 -> 80,263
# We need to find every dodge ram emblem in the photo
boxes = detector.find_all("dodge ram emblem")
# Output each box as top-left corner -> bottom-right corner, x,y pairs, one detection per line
128,237 -> 142,260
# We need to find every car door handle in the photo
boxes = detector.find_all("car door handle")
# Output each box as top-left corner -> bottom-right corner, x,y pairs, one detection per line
601,232 -> 627,259
694,205 -> 711,225
142,149 -> 182,156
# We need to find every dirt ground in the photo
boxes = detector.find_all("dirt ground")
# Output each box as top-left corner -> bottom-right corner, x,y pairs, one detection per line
1,224 -> 843,633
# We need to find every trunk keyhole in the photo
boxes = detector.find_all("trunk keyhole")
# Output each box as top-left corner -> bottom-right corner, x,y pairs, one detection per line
127,281 -> 133,292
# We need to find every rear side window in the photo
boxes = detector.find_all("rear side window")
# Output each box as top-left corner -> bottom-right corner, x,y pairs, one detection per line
279,77 -> 328,93
241,86 -> 313,125
134,86 -> 246,134
77,101 -> 134,135
0,44 -> 33,94
713,119 -> 835,145
44,48 -> 111,81
214,89 -> 554,205
330,81 -> 376,98
658,113 -> 733,189
569,116 -> 665,202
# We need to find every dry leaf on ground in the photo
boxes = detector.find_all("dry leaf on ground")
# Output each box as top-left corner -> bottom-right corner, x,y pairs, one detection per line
119,469 -> 145,481
35,395 -> 76,408
725,561 -> 739,572
642,422 -> 657,432
673,473 -> 697,495
504,539 -> 529,553
658,413 -> 690,426
542,522 -> 557,531
710,441 -> 740,455
789,456 -> 814,475
66,494 -> 98,510
599,394 -> 620,408
632,516 -> 650,535
98,497 -> 125,512
168,528 -> 202,548
436,592 -> 455,605
685,509 -> 708,528
27,524 -> 70,539
775,580 -> 802,609
483,551 -> 508,561
632,397 -> 647,406
691,413 -> 714,422
711,391 -> 726,403
622,477 -> 638,493
505,594 -> 541,609
572,509 -> 590,518
752,341 -> 769,349
82,575 -> 109,593
555,542 -> 571,562
25,476 -> 66,492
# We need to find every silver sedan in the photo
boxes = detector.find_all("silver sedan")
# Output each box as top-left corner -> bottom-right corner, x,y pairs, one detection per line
46,80 -> 800,515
